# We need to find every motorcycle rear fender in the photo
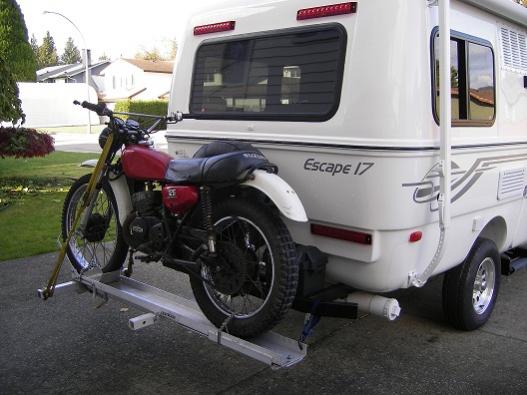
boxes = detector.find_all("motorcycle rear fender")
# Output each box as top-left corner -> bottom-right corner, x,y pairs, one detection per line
242,170 -> 308,222
80,160 -> 132,226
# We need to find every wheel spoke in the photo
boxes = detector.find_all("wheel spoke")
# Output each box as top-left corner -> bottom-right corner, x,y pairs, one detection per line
65,181 -> 121,273
203,215 -> 275,319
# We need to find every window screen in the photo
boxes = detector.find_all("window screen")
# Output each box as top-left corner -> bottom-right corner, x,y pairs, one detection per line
190,25 -> 346,121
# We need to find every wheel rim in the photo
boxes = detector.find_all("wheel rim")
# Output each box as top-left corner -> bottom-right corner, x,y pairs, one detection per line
202,216 -> 275,319
66,184 -> 119,272
472,257 -> 496,315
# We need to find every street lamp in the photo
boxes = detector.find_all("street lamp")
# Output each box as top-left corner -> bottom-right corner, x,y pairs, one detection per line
42,10 -> 92,134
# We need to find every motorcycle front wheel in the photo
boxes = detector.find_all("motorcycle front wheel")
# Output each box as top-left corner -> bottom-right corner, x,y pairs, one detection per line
190,198 -> 298,339
62,174 -> 128,273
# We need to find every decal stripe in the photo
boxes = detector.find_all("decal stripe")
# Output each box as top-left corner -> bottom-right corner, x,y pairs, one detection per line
166,135 -> 527,152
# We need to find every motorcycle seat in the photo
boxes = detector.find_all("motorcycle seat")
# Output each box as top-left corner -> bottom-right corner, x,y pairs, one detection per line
164,150 -> 274,185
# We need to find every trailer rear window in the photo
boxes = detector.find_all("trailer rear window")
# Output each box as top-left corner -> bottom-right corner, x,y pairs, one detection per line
190,25 -> 346,121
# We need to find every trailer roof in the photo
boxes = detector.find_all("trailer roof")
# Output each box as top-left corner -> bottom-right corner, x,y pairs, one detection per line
460,0 -> 527,28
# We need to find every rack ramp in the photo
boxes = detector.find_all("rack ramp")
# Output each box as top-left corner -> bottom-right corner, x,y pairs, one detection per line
38,271 -> 306,369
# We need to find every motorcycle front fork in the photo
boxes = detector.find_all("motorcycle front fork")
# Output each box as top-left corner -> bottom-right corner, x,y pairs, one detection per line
200,186 -> 216,255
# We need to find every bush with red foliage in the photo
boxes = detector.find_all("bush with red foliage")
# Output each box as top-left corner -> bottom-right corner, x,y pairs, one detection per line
0,127 -> 54,158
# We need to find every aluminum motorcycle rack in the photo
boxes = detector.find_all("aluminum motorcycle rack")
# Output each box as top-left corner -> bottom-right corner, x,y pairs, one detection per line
37,271 -> 306,369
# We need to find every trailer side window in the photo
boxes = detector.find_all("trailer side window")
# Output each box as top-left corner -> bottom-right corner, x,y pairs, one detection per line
190,25 -> 346,121
433,32 -> 495,126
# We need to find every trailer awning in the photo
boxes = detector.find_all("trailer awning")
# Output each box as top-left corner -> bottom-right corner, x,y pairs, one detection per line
460,0 -> 527,28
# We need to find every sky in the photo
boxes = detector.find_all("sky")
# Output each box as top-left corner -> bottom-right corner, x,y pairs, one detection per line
18,0 -> 219,60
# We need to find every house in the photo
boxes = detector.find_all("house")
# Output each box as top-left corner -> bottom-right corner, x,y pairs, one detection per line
99,58 -> 174,103
36,50 -> 110,94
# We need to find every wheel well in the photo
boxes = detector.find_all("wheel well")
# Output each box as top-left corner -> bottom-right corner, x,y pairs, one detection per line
478,216 -> 507,251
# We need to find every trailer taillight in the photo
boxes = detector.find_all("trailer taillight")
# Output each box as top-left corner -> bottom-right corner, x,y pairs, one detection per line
311,224 -> 372,245
409,231 -> 423,243
194,21 -> 236,36
297,2 -> 357,21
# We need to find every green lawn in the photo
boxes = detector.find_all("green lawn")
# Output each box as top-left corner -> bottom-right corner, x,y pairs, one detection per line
0,152 -> 98,261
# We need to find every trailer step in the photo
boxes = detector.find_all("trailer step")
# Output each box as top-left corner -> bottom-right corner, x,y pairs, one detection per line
501,255 -> 527,276
38,271 -> 306,369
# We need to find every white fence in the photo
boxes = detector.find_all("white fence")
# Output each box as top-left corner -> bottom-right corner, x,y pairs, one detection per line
14,83 -> 100,128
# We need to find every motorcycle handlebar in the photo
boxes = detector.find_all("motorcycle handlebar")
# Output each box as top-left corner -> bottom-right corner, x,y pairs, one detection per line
73,100 -> 112,117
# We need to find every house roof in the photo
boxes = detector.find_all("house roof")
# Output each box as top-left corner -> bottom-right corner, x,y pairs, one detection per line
99,87 -> 148,103
450,87 -> 495,106
37,61 -> 110,81
37,64 -> 71,77
122,58 -> 174,74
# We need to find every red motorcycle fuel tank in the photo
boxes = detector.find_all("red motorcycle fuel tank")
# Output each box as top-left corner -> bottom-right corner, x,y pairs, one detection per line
162,185 -> 199,215
122,145 -> 172,181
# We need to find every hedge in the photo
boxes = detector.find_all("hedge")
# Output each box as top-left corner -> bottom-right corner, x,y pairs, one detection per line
113,100 -> 168,129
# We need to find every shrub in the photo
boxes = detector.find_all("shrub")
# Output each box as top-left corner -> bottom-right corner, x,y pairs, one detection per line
0,127 -> 54,158
114,100 -> 168,129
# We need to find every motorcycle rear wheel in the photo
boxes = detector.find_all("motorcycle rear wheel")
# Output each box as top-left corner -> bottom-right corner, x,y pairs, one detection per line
190,198 -> 298,339
62,174 -> 128,273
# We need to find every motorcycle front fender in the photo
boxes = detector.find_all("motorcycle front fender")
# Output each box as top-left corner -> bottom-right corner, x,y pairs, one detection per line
108,174 -> 133,226
80,160 -> 132,226
242,170 -> 308,222
80,159 -> 99,168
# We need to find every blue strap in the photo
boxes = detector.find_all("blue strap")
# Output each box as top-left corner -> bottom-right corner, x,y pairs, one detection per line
298,301 -> 322,346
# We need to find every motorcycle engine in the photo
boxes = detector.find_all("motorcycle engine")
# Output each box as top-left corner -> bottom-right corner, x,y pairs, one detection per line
123,191 -> 166,253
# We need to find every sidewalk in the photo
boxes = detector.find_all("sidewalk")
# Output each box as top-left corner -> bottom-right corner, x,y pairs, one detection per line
48,129 -> 169,153
1,252 -> 526,393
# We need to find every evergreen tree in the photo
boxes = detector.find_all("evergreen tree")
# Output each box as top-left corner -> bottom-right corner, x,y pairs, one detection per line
0,0 -> 36,81
0,57 -> 24,124
37,31 -> 59,68
60,37 -> 81,64
30,34 -> 38,57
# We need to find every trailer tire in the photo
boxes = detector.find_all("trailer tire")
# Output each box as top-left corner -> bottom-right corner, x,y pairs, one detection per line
442,238 -> 500,331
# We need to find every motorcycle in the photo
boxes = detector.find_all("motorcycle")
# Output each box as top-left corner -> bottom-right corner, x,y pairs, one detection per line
41,101 -> 307,339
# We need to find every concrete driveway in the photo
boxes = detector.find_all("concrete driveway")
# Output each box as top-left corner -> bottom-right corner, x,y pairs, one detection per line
1,253 -> 526,394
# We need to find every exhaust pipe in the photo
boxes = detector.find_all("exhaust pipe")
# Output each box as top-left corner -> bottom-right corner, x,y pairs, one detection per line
345,292 -> 401,321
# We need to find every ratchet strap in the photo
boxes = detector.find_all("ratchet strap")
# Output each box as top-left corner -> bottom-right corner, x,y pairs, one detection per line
40,134 -> 115,300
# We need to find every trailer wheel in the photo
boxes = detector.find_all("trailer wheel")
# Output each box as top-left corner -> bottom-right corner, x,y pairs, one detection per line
442,238 -> 500,331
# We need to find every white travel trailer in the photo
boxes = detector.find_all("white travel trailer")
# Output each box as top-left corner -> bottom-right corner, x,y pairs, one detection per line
166,0 -> 527,330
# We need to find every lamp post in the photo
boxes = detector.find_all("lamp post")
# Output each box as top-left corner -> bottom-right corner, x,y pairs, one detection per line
42,11 -> 92,134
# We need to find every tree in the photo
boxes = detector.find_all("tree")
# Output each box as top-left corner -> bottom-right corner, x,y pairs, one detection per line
134,39 -> 178,62
0,58 -> 54,158
166,38 -> 177,60
30,33 -> 38,57
0,0 -> 36,81
37,31 -> 59,69
98,53 -> 109,61
0,58 -> 24,125
61,37 -> 81,64
135,47 -> 163,62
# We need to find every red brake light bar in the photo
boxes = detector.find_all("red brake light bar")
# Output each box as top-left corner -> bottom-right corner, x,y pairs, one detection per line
194,21 -> 236,36
311,224 -> 372,245
297,2 -> 357,21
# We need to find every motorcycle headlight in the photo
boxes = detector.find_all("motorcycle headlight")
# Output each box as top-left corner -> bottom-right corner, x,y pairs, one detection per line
98,127 -> 112,149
